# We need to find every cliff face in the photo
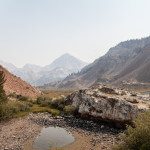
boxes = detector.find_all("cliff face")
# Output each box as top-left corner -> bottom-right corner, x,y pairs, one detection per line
0,65 -> 41,98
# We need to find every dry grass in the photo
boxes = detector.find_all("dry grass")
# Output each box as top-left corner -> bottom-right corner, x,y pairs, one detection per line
41,90 -> 73,99
30,104 -> 60,116
0,90 -> 73,121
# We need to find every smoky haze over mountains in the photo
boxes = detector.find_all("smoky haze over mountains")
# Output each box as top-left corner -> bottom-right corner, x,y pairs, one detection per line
1,0 -> 150,67
0,36 -> 150,89
0,53 -> 88,86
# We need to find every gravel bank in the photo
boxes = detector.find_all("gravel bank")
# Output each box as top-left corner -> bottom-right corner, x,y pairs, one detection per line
0,116 -> 42,150
0,113 -> 122,150
27,113 -> 121,150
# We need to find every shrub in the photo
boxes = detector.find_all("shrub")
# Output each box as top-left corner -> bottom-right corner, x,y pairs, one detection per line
30,104 -> 60,116
114,111 -> 150,150
63,105 -> 76,115
36,96 -> 45,104
17,95 -> 29,101
0,100 -> 31,121
31,105 -> 50,113
0,105 -> 12,120
49,98 -> 65,110
50,109 -> 60,117
8,92 -> 17,98
36,96 -> 52,107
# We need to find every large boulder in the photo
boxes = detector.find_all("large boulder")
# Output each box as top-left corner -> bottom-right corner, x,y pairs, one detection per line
66,85 -> 149,125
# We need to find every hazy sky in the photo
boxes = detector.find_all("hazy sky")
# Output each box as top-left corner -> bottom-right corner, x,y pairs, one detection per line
0,0 -> 150,67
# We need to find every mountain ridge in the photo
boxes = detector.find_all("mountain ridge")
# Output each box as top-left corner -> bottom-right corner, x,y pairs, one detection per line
58,36 -> 150,89
0,53 -> 88,86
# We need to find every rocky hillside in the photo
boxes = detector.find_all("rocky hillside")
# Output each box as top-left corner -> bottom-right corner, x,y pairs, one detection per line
0,65 -> 41,98
58,36 -> 150,89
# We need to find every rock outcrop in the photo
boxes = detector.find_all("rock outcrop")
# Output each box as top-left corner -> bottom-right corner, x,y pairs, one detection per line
66,85 -> 150,126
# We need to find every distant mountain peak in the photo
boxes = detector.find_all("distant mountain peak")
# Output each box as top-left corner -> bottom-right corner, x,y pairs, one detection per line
23,63 -> 42,69
54,53 -> 78,61
0,60 -> 17,72
36,53 -> 88,86
44,53 -> 88,71
61,53 -> 72,57
1,53 -> 88,86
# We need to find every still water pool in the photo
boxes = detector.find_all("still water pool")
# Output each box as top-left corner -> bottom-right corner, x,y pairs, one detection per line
33,127 -> 75,150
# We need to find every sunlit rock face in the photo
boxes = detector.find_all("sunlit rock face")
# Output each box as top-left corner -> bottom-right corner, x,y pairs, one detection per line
66,85 -> 149,125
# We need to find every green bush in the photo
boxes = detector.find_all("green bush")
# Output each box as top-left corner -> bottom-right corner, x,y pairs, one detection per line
36,96 -> 45,104
30,104 -> 60,116
36,96 -> 52,106
49,98 -> 65,110
31,105 -> 51,113
0,101 -> 31,121
63,105 -> 76,115
50,109 -> 60,117
0,105 -> 12,120
114,111 -> 150,150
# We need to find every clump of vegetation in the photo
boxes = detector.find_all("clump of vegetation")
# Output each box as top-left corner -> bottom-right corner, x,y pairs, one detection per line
31,104 -> 60,116
63,105 -> 77,115
0,100 -> 31,121
36,96 -> 66,109
16,95 -> 29,101
114,111 -> 150,150
0,79 -> 73,121
0,71 -> 34,121
8,92 -> 17,98
8,92 -> 29,101
35,95 -> 76,116
50,109 -> 60,117
36,96 -> 52,107
49,98 -> 66,110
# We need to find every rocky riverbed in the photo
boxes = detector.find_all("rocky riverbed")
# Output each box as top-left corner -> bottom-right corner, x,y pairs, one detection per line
0,115 -> 42,150
0,113 -> 122,150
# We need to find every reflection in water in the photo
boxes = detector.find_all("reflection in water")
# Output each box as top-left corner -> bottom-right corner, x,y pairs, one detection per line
33,127 -> 75,150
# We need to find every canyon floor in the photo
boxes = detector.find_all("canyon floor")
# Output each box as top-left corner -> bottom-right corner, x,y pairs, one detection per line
0,113 -> 121,150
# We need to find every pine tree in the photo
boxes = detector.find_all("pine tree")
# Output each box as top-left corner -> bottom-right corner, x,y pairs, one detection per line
0,71 -> 7,104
